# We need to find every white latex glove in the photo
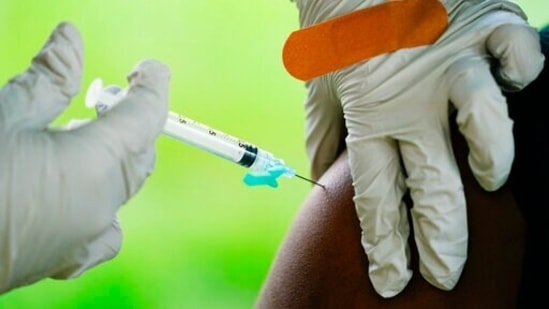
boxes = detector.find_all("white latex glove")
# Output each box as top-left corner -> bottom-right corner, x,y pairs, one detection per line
0,22 -> 170,293
293,0 -> 544,298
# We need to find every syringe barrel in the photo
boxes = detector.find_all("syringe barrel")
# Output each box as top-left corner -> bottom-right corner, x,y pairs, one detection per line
85,78 -> 292,176
165,112 -> 285,173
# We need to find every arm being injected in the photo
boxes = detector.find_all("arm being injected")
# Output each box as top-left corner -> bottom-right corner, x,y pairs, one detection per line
85,78 -> 324,189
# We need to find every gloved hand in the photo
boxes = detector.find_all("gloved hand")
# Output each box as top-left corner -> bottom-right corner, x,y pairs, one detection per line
0,22 -> 170,293
289,0 -> 544,298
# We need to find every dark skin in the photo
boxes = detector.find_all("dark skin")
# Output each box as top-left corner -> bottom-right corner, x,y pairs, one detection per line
507,25 -> 549,308
255,26 -> 548,309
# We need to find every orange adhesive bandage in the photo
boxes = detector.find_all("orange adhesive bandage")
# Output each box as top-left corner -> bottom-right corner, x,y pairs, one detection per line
282,0 -> 448,81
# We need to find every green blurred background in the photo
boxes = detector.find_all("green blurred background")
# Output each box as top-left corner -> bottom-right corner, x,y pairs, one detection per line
0,1 -> 546,308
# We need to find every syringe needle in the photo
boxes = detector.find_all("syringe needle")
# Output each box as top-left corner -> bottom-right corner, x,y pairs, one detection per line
295,174 -> 326,189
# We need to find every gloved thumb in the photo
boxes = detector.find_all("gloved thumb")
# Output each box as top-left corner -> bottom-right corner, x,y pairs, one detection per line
0,22 -> 83,130
98,59 -> 170,151
60,59 -> 170,206
94,59 -> 170,153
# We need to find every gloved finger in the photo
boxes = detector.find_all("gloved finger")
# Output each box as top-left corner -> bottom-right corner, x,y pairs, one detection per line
0,203 -> 121,293
304,79 -> 347,180
346,136 -> 411,298
399,125 -> 467,291
50,217 -> 122,280
487,24 -> 544,92
0,22 -> 83,130
448,56 -> 514,191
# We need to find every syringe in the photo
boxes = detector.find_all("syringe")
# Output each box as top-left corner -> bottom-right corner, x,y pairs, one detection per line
85,78 -> 324,189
